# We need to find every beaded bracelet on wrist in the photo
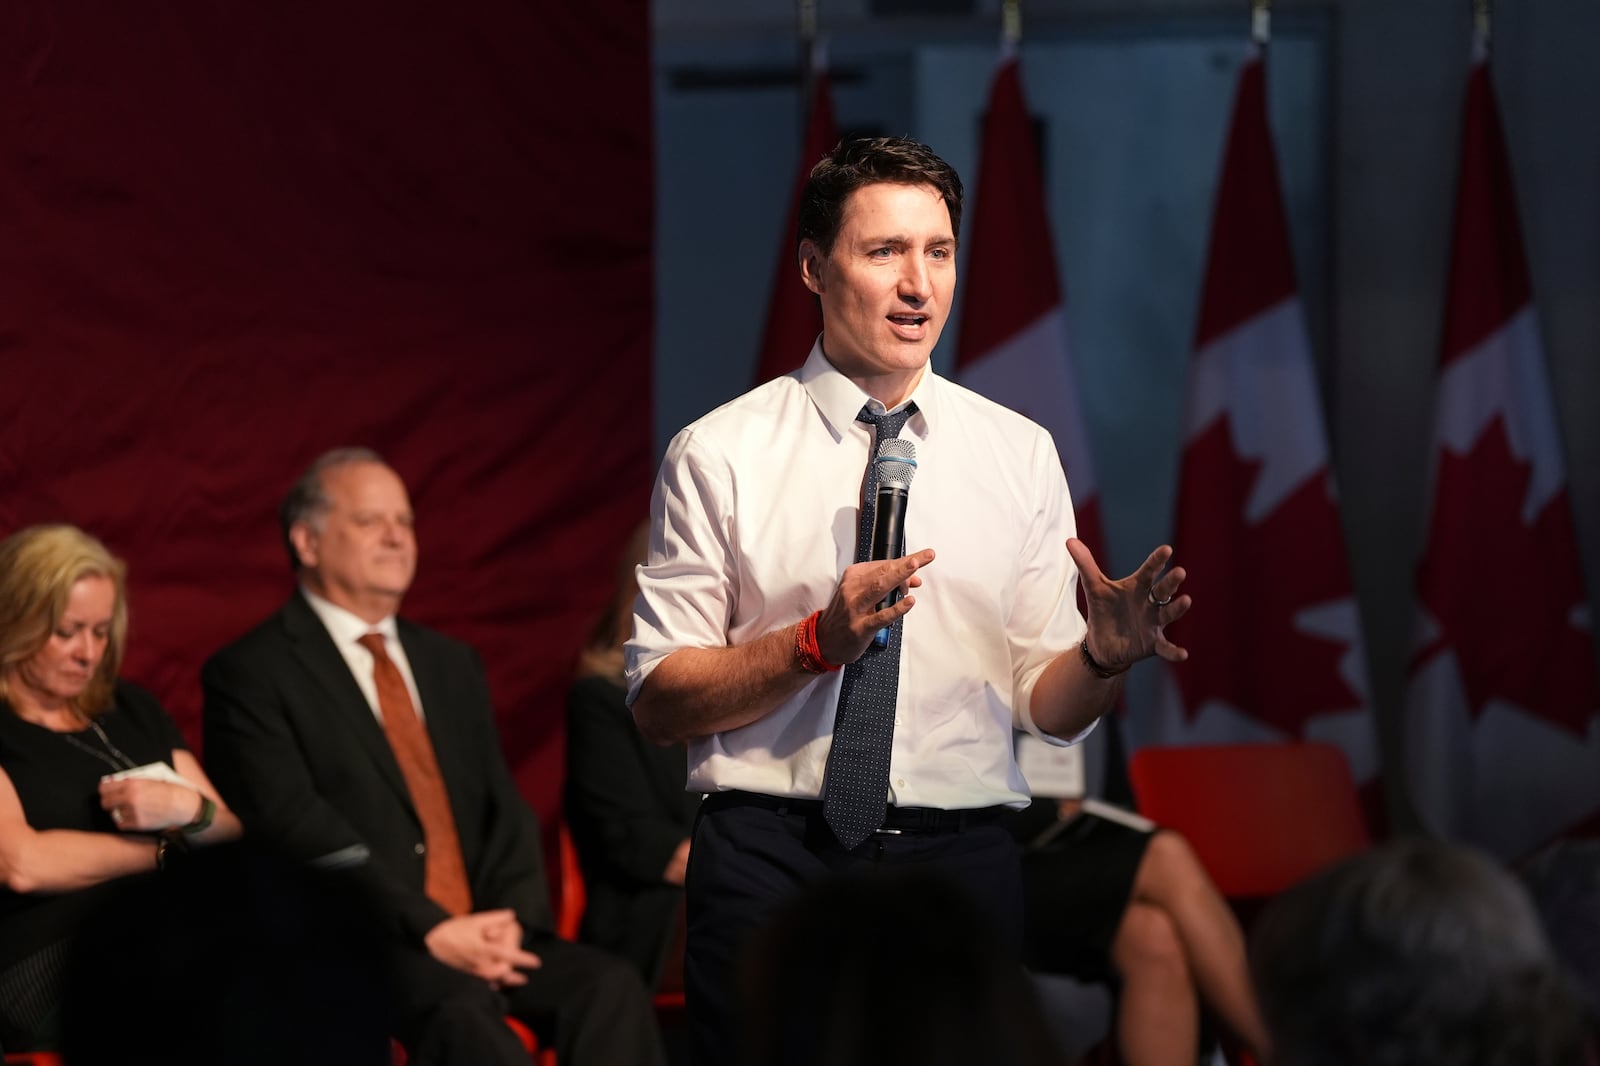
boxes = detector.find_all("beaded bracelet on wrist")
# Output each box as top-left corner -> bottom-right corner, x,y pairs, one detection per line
1078,637 -> 1130,680
795,611 -> 841,674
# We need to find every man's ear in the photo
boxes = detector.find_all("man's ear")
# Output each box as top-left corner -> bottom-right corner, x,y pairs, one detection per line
289,522 -> 318,570
799,240 -> 825,296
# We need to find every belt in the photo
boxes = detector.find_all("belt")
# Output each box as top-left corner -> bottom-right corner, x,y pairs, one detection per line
702,789 -> 1010,835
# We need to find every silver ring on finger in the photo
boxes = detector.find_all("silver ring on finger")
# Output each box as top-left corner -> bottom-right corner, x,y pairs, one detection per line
1148,588 -> 1174,608
111,807 -> 125,825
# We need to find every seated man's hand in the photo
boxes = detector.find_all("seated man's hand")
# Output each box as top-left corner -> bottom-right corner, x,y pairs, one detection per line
424,909 -> 543,987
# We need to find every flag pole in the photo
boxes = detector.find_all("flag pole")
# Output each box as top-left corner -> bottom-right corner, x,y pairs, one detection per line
798,0 -> 819,128
1002,0 -> 1020,47
1251,0 -> 1271,46
1472,0 -> 1490,56
753,4 -> 836,383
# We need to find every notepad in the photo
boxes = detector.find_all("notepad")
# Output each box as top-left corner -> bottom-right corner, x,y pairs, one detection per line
101,761 -> 197,789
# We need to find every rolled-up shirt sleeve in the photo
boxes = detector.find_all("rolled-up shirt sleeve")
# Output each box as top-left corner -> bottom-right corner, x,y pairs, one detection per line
1006,428 -> 1093,746
626,428 -> 733,704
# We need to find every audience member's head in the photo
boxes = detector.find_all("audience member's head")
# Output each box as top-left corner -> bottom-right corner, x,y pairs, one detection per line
277,447 -> 415,622
739,868 -> 1070,1066
276,445 -> 392,571
1249,836 -> 1589,1066
0,523 -> 128,717
1521,838 -> 1600,1031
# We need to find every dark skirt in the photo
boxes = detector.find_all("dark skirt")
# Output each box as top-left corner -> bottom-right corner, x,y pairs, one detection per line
1018,809 -> 1154,983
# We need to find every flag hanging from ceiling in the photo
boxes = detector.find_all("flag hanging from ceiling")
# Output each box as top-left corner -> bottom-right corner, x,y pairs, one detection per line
955,42 -> 1103,560
1404,34 -> 1600,860
1141,44 -> 1377,796
753,44 -> 838,384
957,40 -> 1124,800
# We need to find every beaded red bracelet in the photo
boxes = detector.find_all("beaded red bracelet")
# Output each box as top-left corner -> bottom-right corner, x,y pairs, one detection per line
794,611 -> 841,674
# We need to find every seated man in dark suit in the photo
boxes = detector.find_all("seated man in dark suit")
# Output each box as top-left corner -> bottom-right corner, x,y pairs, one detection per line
202,447 -> 665,1066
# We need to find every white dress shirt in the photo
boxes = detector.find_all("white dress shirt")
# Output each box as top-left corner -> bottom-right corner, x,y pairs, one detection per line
301,586 -> 427,722
626,342 -> 1092,811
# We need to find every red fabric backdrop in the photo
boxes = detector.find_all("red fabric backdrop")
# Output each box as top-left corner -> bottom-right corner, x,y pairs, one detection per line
0,1 -> 654,825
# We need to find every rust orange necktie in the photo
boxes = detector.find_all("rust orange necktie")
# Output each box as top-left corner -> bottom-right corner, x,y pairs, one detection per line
358,632 -> 473,916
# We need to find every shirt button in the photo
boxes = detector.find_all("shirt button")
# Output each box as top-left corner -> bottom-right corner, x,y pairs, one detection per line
896,778 -> 906,788
413,843 -> 426,855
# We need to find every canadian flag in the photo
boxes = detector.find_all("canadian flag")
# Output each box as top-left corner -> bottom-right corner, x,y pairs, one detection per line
955,42 -> 1103,560
753,45 -> 838,384
958,40 -> 1114,798
1404,36 -> 1600,859
1141,45 -> 1377,790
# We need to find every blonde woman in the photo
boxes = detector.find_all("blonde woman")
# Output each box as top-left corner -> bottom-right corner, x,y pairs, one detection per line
0,524 -> 240,1052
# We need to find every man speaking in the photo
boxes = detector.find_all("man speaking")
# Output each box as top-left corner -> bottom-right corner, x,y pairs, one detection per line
626,136 -> 1193,1066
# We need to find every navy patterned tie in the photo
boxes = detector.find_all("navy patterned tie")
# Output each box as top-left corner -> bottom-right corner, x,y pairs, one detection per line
824,403 -> 916,849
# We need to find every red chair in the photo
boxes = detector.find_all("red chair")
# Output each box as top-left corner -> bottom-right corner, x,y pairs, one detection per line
512,1016 -> 554,1066
556,821 -> 587,942
1127,742 -> 1370,1066
388,1002 -> 543,1064
1127,741 -> 1372,902
557,823 -> 687,1013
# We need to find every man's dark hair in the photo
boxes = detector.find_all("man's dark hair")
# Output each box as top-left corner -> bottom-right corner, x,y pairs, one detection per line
278,446 -> 388,571
796,136 -> 964,256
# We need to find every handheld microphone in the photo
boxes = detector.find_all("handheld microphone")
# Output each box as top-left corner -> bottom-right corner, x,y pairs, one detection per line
869,438 -> 917,615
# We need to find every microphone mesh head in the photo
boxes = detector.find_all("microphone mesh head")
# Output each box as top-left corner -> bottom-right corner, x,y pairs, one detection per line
875,438 -> 918,489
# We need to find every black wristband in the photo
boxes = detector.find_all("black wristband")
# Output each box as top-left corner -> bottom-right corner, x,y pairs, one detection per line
1078,638 -> 1130,680
182,794 -> 216,836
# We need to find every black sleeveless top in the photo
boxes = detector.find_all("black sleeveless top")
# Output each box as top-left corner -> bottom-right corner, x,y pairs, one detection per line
0,680 -> 188,967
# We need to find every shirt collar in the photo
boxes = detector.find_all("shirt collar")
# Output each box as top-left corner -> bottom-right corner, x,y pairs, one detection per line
798,337 -> 940,442
300,585 -> 399,648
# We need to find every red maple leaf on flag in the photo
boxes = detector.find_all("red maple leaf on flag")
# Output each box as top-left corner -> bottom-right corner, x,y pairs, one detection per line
1414,416 -> 1599,735
1168,419 -> 1364,736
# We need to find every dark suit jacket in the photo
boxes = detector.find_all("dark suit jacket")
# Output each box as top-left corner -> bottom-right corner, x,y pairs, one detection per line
563,674 -> 699,986
202,592 -> 551,948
